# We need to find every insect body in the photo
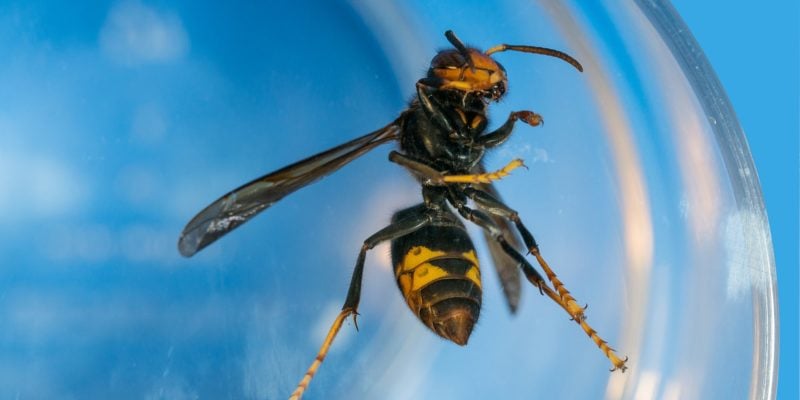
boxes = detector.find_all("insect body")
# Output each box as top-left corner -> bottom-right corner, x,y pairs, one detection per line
179,30 -> 627,400
391,203 -> 482,345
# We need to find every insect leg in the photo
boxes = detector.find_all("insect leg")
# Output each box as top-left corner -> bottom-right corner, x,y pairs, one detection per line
537,277 -> 629,372
389,151 -> 447,186
290,212 -> 432,400
463,187 -> 584,319
389,151 -> 525,186
450,202 -> 549,293
455,198 -> 628,372
476,110 -> 543,148
416,79 -> 459,134
442,159 -> 525,184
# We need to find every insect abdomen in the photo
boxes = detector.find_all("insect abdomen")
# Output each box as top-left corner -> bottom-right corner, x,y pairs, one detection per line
390,209 -> 482,345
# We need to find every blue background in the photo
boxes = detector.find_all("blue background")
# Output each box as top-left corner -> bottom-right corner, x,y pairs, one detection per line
0,1 -> 794,399
673,2 -> 799,399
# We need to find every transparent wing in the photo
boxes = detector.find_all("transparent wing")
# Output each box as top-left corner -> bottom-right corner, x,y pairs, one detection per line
474,163 -> 524,313
178,119 -> 402,257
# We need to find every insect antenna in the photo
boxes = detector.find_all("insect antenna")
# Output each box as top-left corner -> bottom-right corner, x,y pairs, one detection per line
445,30 -> 475,72
485,44 -> 584,72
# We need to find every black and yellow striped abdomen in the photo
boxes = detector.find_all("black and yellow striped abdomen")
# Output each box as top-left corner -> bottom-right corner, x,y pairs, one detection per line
390,205 -> 482,345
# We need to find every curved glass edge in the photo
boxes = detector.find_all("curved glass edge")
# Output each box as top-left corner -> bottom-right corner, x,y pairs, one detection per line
634,1 -> 779,399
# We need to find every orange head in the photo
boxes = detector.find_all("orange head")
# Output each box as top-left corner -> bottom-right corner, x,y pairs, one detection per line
429,48 -> 509,100
428,30 -> 583,101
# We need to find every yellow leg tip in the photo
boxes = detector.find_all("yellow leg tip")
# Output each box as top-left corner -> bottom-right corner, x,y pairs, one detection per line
506,158 -> 525,170
610,355 -> 629,372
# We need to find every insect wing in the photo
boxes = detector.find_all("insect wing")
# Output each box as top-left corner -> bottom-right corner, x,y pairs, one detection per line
481,203 -> 524,312
178,121 -> 402,257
